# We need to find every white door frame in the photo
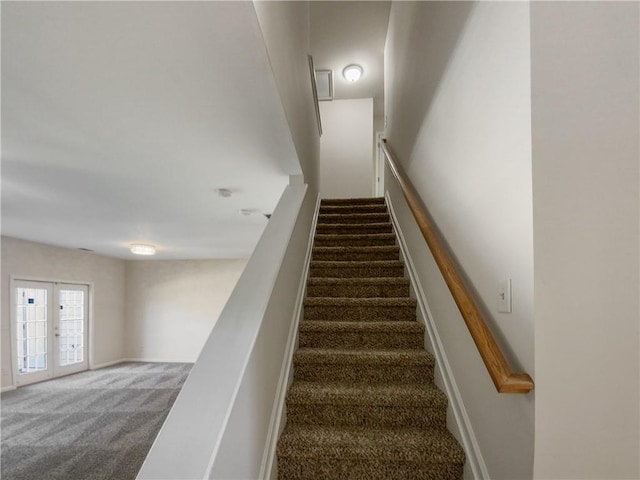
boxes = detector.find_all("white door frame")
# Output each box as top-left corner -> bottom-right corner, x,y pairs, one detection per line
9,277 -> 91,387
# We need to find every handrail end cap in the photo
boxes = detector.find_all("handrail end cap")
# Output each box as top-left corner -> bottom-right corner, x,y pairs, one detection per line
498,373 -> 534,394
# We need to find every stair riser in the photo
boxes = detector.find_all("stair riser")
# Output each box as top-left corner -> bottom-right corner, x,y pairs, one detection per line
310,265 -> 404,278
312,250 -> 399,262
277,457 -> 463,480
306,284 -> 410,298
314,235 -> 396,247
317,214 -> 390,225
316,224 -> 393,235
320,198 -> 385,206
298,331 -> 423,350
319,205 -> 388,215
286,404 -> 446,429
293,363 -> 433,385
304,305 -> 415,321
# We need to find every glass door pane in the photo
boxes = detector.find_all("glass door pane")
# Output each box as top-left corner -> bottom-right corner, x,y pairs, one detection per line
15,287 -> 48,374
54,284 -> 89,377
14,281 -> 53,386
58,289 -> 85,367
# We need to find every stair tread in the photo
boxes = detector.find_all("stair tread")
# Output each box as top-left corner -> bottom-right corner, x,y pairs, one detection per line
318,213 -> 390,222
294,348 -> 433,365
311,260 -> 403,267
321,198 -> 385,206
315,224 -> 393,235
320,204 -> 387,213
317,222 -> 392,227
313,245 -> 399,253
277,424 -> 465,463
308,277 -> 410,285
299,320 -> 423,332
320,203 -> 387,209
312,245 -> 401,261
305,297 -> 415,306
287,381 -> 446,407
315,233 -> 395,240
313,234 -> 397,248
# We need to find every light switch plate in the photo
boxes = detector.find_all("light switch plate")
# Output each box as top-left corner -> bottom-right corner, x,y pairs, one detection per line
498,279 -> 511,313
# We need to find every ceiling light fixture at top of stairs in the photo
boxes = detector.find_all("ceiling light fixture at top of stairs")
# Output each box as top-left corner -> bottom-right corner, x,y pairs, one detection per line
343,64 -> 363,83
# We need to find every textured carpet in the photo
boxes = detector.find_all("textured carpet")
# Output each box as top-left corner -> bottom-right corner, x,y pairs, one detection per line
1,362 -> 191,480
277,197 -> 465,480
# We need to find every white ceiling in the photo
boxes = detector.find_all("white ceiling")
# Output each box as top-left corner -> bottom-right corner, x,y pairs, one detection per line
310,1 -> 390,116
2,2 -> 300,260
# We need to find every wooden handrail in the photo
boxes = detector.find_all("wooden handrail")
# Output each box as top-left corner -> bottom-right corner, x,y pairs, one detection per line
380,140 -> 534,394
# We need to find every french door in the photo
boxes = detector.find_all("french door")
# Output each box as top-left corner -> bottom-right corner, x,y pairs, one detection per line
12,280 -> 89,386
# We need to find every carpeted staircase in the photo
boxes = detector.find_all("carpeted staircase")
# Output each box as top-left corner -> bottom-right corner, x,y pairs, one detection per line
277,197 -> 465,480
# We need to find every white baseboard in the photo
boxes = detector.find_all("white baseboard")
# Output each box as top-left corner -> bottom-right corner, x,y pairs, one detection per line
260,193 -> 321,480
120,358 -> 195,364
90,359 -> 125,370
2,359 -> 191,391
386,192 -> 489,480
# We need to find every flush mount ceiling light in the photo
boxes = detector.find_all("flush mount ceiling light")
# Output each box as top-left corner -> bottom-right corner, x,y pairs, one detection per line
343,64 -> 363,83
130,244 -> 156,256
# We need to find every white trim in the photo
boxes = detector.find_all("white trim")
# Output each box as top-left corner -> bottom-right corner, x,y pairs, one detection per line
9,275 -> 93,285
1,359 -> 187,392
386,192 -> 489,480
9,277 -> 19,388
260,193 -> 321,480
374,132 -> 386,196
90,359 -> 125,370
120,358 -> 195,364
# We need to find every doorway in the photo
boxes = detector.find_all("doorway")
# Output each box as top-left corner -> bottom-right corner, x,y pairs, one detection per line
11,280 -> 89,386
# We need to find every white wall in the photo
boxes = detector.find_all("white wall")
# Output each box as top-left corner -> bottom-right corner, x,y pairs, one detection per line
1,236 -> 126,388
253,0 -> 320,191
319,98 -> 373,198
531,2 -> 640,478
125,259 -> 247,362
385,3 -> 534,479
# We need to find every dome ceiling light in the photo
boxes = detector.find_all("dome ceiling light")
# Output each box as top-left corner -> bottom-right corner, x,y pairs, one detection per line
130,244 -> 157,256
343,64 -> 363,83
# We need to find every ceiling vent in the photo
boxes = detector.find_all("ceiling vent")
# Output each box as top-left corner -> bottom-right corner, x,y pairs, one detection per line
315,70 -> 333,101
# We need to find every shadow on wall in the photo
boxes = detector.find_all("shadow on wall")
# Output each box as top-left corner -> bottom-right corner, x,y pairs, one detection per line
386,2 -> 474,164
